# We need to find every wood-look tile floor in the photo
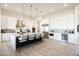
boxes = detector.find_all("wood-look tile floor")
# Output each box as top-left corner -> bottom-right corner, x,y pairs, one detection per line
16,39 -> 79,56
0,39 -> 79,56
0,41 -> 15,56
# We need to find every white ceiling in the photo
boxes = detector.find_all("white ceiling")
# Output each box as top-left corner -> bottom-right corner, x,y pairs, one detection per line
0,3 -> 77,17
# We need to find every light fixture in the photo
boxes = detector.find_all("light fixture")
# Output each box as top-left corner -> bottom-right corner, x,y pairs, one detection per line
21,3 -> 25,27
64,3 -> 68,7
16,3 -> 25,27
30,5 -> 33,20
4,4 -> 7,7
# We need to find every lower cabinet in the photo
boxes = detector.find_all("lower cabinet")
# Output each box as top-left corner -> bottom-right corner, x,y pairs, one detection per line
49,33 -> 54,39
10,33 -> 16,51
49,33 -> 62,41
54,33 -> 62,41
1,33 -> 10,41
68,34 -> 76,44
49,32 -> 77,44
49,36 -> 54,39
1,33 -> 16,51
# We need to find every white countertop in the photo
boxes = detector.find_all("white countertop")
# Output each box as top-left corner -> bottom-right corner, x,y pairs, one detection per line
16,32 -> 42,37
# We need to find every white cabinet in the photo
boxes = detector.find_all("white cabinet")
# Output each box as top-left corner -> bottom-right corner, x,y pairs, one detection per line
1,17 -> 8,29
68,34 -> 77,44
49,14 -> 74,30
1,33 -> 10,41
1,16 -> 16,29
49,33 -> 62,41
8,18 -> 16,29
1,33 -> 16,51
54,33 -> 62,41
10,33 -> 16,51
49,36 -> 54,39
49,34 -> 54,39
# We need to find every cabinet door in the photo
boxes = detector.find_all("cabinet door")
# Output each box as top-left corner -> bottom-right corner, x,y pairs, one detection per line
1,17 -> 8,29
8,18 -> 16,29
68,34 -> 76,44
10,33 -> 16,51
1,33 -> 10,41
54,33 -> 61,41
49,36 -> 54,39
1,16 -> 16,29
1,34 -> 6,41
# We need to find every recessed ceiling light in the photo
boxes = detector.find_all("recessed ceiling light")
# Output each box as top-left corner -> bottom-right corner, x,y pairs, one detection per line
64,4 -> 68,7
4,4 -> 8,7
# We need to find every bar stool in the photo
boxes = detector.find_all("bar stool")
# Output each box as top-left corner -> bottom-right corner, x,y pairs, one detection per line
18,35 -> 27,47
35,33 -> 41,42
28,34 -> 35,48
41,33 -> 44,38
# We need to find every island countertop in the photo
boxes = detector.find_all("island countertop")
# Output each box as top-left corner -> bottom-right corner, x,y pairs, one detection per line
15,32 -> 42,37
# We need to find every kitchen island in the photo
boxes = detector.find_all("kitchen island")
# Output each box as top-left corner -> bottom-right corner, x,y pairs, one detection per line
16,32 -> 44,49
1,32 -> 44,51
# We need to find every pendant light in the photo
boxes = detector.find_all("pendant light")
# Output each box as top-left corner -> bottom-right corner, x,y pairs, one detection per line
30,5 -> 32,20
21,3 -> 25,27
16,9 -> 20,27
16,3 -> 25,28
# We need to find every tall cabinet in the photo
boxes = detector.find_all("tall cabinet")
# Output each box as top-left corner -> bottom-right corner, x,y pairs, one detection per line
1,16 -> 16,41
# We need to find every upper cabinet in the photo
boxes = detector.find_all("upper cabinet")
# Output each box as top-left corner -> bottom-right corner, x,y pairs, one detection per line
49,13 -> 74,29
1,16 -> 16,29
8,17 -> 16,29
1,16 -> 7,29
